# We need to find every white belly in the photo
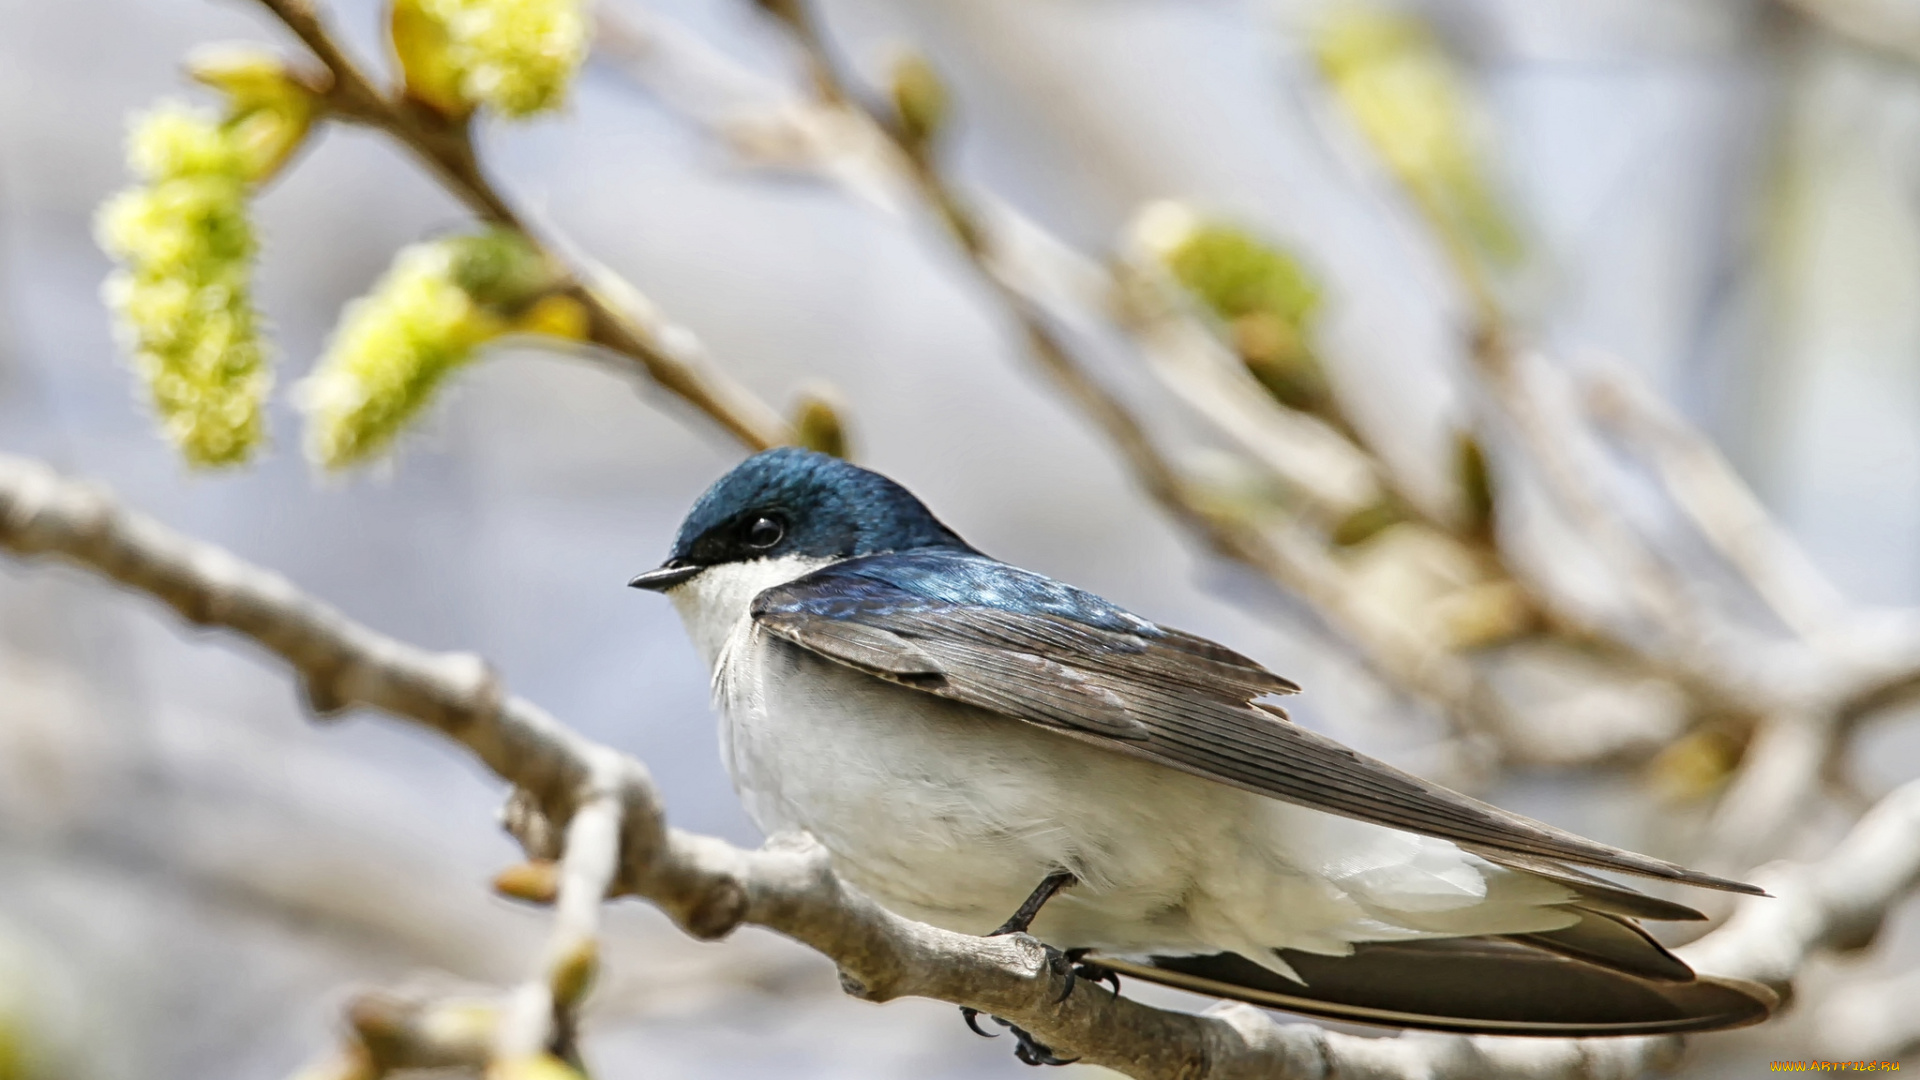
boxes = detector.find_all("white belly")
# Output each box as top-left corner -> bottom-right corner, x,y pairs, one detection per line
720,624 -> 1242,943
670,558 -> 1578,964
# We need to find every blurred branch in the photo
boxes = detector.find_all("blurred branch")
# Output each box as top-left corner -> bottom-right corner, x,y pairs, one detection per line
595,6 -> 1382,521
1700,635 -> 1920,873
1580,361 -> 1920,725
1696,711 -> 1834,876
1584,364 -> 1849,645
1284,7 -> 1920,906
639,1 -> 1527,763
592,3 -> 1793,775
1683,777 -> 1920,984
1811,968 -> 1920,1061
248,0 -> 793,450
1777,0 -> 1920,67
9,451 -> 1920,1077
1562,362 -> 1916,871
493,763 -> 624,1068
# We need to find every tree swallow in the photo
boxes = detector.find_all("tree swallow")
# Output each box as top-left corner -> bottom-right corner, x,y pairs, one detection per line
630,448 -> 1774,1059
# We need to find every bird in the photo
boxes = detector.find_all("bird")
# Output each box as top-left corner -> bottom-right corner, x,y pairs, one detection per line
629,447 -> 1775,1064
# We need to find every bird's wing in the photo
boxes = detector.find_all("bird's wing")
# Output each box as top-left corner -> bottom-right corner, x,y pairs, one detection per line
751,554 -> 1762,895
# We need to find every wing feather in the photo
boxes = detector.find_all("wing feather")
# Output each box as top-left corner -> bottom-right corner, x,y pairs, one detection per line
752,558 -> 1763,896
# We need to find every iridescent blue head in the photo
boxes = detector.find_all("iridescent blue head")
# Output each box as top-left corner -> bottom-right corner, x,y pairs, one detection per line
629,447 -> 973,590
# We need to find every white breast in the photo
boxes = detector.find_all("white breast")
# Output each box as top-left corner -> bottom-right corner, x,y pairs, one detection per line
663,558 -> 1578,966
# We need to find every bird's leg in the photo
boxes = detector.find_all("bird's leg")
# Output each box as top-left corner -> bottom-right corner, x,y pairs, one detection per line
992,871 -> 1079,998
990,870 -> 1078,936
959,870 -> 1096,1066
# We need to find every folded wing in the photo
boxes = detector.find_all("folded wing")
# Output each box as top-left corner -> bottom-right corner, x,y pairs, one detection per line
751,552 -> 1763,896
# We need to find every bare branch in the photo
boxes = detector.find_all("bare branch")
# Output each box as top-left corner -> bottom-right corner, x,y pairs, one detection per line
1474,347 -> 1778,709
1810,969 -> 1920,1060
1584,363 -> 1850,645
492,755 -> 625,1065
1696,711 -> 1835,878
6,450 -> 1920,1078
1683,777 -> 1920,984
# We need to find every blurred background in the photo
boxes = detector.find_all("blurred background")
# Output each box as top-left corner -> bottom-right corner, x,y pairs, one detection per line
4,0 -> 1920,1076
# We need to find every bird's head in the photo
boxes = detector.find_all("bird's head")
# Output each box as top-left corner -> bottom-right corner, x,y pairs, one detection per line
628,447 -> 970,591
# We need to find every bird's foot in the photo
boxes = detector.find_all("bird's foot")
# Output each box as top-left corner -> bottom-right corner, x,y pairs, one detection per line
957,1009 -> 1079,1067
1006,1021 -> 1079,1067
955,944 -> 1111,1066
960,1006 -> 997,1039
957,872 -> 1100,1066
995,936 -> 1097,1002
1062,948 -> 1121,998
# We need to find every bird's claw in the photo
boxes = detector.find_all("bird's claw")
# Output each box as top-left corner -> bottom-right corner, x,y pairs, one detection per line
960,1006 -> 998,1039
1006,1022 -> 1079,1067
1045,943 -> 1077,1003
1062,948 -> 1122,998
958,1008 -> 1077,1065
960,870 -> 1100,1067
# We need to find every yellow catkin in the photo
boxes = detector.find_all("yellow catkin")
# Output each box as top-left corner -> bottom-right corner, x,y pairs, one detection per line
415,0 -> 589,117
95,102 -> 270,468
297,241 -> 504,468
298,230 -> 562,468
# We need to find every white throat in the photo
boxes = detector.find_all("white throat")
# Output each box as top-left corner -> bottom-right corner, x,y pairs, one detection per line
664,554 -> 836,670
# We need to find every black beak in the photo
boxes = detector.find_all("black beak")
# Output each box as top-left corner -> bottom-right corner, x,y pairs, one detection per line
628,561 -> 702,592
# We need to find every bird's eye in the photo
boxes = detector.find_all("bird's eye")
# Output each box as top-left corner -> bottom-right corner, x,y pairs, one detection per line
743,515 -> 785,549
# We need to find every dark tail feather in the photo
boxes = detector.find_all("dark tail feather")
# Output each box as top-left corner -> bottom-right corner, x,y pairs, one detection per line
1093,937 -> 1775,1037
1503,909 -> 1694,983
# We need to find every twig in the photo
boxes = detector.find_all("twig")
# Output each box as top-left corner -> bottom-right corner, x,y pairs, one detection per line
492,755 -> 625,1066
1695,710 -> 1834,876
599,10 -> 1391,525
10,452 -> 1920,1078
1479,347 -> 1774,703
249,0 -> 792,450
1584,363 -> 1851,645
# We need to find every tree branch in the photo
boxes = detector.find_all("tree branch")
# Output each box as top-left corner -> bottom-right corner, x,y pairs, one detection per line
5,453 -> 1919,1077
248,0 -> 793,451
1583,363 -> 1849,646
